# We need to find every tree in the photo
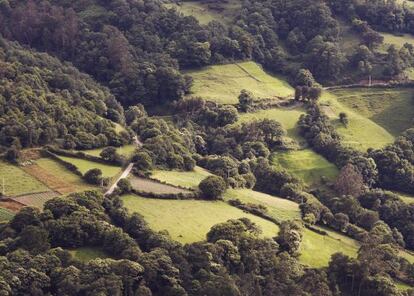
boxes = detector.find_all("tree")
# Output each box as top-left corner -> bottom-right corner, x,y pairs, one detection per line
275,220 -> 303,255
339,112 -> 349,127
100,147 -> 123,164
199,176 -> 227,200
5,145 -> 21,163
238,89 -> 254,112
117,178 -> 131,194
84,168 -> 103,185
335,164 -> 365,197
295,69 -> 318,87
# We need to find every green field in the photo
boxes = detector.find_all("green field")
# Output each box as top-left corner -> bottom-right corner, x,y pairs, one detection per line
300,228 -> 359,267
57,156 -> 122,178
397,192 -> 414,204
224,189 -> 301,221
82,144 -> 136,157
187,61 -> 294,104
380,32 -> 414,53
129,176 -> 191,194
151,166 -> 212,189
69,247 -> 109,262
164,0 -> 241,25
331,88 -> 414,136
237,107 -> 306,144
321,90 -> 395,151
121,194 -> 279,243
0,208 -> 15,222
271,150 -> 339,187
0,161 -> 49,196
35,158 -> 95,193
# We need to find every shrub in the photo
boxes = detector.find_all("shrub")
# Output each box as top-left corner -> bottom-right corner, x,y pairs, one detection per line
199,176 -> 227,200
132,151 -> 153,171
84,168 -> 103,185
118,178 -> 132,194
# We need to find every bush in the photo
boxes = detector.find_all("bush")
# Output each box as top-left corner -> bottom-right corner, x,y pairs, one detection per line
118,178 -> 132,194
199,176 -> 227,200
84,168 -> 103,185
132,151 -> 153,171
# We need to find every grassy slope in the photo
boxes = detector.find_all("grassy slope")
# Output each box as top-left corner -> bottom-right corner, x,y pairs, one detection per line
129,176 -> 191,194
0,161 -> 49,196
82,144 -> 136,157
187,61 -> 294,104
321,90 -> 395,151
32,158 -> 95,194
57,155 -> 122,178
121,194 -> 279,244
237,107 -> 305,144
332,88 -> 414,136
0,208 -> 15,222
271,150 -> 339,187
151,166 -> 212,189
164,0 -> 241,26
69,247 -> 109,262
379,32 -> 414,53
224,189 -> 301,221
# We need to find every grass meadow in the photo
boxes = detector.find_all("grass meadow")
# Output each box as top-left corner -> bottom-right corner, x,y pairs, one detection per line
187,61 -> 294,104
151,166 -> 212,189
56,155 -> 122,178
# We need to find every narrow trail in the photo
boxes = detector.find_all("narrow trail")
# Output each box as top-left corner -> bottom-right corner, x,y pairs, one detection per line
105,135 -> 142,196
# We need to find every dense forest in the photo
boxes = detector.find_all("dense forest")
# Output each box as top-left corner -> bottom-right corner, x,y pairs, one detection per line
0,0 -> 414,295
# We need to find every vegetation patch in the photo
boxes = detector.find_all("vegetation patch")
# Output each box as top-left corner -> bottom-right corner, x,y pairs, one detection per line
379,32 -> 414,53
82,144 -> 136,158
0,161 -> 49,197
121,194 -> 279,243
321,90 -> 395,151
26,158 -> 95,194
68,247 -> 109,262
271,150 -> 339,187
11,191 -> 60,210
332,87 -> 414,136
224,189 -> 301,221
151,166 -> 212,189
129,176 -> 192,195
56,155 -> 122,178
187,62 -> 294,104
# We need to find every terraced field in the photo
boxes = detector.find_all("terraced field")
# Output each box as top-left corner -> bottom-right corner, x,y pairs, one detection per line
0,161 -> 49,196
224,188 -> 301,221
321,90 -> 395,151
187,61 -> 294,104
27,158 -> 95,194
0,207 -> 15,222
271,150 -> 339,187
151,166 -> 212,189
121,194 -> 279,243
56,155 -> 122,178
129,176 -> 191,194
11,191 -> 60,209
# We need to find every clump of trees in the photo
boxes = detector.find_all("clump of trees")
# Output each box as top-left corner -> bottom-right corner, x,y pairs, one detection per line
199,175 -> 227,200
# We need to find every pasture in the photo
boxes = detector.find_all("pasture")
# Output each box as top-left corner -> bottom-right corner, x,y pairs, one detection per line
187,61 -> 294,104
121,194 -> 279,243
379,32 -> 414,53
0,161 -> 49,196
68,247 -> 109,262
224,188 -> 301,221
151,166 -> 212,189
271,150 -> 339,187
237,107 -> 306,144
129,176 -> 191,194
30,158 -> 95,194
56,155 -> 122,178
164,0 -> 241,25
82,144 -> 136,158
321,90 -> 395,151
331,87 -> 414,136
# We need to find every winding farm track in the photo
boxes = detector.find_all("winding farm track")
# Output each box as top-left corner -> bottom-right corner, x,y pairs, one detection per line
105,136 -> 142,196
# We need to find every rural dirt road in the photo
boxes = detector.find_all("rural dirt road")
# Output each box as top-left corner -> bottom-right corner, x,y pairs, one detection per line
105,135 -> 142,196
